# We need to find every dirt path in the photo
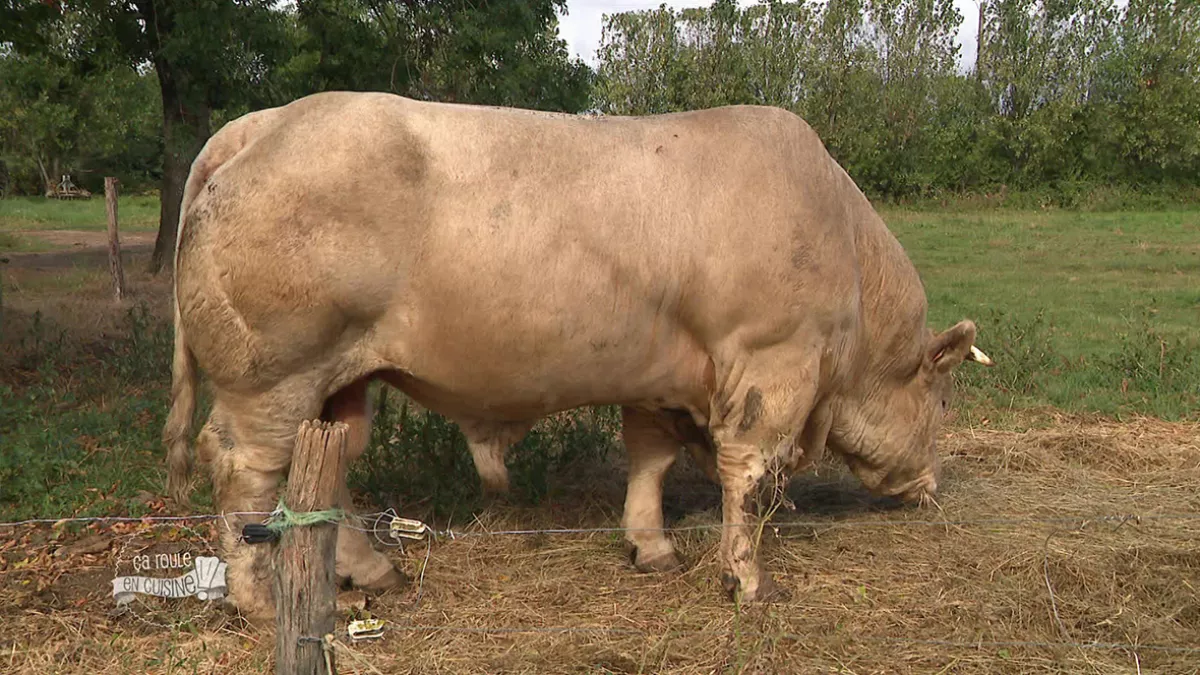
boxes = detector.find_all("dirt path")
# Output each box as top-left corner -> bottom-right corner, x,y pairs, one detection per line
2,230 -> 156,269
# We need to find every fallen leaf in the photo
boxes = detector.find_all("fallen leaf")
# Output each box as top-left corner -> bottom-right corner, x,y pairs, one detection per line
55,534 -> 113,557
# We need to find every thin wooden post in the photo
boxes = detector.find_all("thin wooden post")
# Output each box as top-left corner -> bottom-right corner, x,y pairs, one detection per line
275,420 -> 347,675
104,177 -> 126,300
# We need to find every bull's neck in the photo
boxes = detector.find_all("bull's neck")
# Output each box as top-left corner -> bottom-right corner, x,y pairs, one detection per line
850,212 -> 929,380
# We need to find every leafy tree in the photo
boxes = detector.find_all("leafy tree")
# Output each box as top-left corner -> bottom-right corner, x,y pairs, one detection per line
739,1 -> 818,109
410,0 -> 591,110
0,50 -> 78,194
1096,0 -> 1200,183
594,0 -> 1198,198
596,6 -> 691,115
2,0 -> 293,272
858,0 -> 963,193
0,39 -> 160,196
288,0 -> 592,111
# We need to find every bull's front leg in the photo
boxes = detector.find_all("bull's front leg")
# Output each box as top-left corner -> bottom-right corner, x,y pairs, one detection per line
708,361 -> 819,603
713,441 -> 786,602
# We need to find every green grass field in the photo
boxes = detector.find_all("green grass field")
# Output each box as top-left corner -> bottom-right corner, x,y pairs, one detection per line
1,202 -> 1198,522
883,207 -> 1200,420
0,195 -> 160,233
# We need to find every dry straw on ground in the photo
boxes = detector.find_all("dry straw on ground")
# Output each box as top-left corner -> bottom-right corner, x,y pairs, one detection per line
3,416 -> 1198,674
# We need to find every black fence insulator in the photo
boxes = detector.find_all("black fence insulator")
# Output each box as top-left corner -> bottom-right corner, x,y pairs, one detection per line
241,523 -> 280,544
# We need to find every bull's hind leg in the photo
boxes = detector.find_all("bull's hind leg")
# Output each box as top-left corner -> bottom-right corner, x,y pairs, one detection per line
620,407 -> 685,572
208,382 -> 324,621
322,378 -> 409,594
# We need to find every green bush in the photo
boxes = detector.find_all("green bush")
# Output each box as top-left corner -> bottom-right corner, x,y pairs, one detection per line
349,388 -> 624,520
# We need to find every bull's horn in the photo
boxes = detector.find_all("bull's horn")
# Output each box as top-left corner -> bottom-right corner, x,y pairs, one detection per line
967,345 -> 994,366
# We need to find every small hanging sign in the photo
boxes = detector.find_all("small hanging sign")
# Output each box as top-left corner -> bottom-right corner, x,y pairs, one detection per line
112,555 -> 228,605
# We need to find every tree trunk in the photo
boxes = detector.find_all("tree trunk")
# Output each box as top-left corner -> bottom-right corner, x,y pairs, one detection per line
976,0 -> 986,84
149,60 -> 211,275
35,155 -> 52,195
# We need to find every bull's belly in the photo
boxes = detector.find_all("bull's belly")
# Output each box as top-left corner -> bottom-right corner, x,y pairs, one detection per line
370,331 -> 710,424
374,368 -> 631,422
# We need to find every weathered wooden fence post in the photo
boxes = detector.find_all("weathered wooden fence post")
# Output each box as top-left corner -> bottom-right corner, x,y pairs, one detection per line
103,177 -> 126,300
275,420 -> 347,675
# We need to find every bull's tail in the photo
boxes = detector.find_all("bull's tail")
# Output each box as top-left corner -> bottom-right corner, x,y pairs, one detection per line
164,297 -> 198,504
163,144 -> 214,505
162,106 -> 280,505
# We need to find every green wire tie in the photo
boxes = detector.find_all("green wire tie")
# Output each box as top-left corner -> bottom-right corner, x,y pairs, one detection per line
240,500 -> 345,544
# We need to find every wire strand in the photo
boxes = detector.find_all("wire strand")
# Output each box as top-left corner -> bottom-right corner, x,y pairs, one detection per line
377,623 -> 1200,654
0,512 -> 275,529
3,511 -> 1199,536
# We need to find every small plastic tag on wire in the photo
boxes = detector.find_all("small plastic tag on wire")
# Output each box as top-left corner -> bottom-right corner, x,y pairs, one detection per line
388,516 -> 429,542
347,618 -> 386,641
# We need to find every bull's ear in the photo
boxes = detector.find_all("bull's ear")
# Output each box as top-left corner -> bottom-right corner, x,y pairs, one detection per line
927,320 -> 978,374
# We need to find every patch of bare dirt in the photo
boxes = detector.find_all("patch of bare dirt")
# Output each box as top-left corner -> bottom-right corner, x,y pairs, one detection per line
2,230 -> 156,270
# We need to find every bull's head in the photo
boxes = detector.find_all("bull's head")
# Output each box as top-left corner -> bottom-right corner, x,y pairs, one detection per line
827,319 -> 992,505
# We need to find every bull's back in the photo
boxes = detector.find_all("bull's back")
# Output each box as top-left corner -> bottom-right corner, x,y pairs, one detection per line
180,92 -> 863,414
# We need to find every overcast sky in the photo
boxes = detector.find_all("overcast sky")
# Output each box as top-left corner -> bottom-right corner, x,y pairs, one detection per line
556,0 -> 984,70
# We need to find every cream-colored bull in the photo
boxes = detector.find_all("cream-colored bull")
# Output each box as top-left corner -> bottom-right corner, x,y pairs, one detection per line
164,92 -> 991,619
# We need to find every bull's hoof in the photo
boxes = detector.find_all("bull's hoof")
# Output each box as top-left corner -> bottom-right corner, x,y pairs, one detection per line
754,574 -> 791,603
355,564 -> 410,594
217,580 -> 277,623
221,596 -> 276,625
479,485 -> 513,505
720,571 -> 791,604
632,549 -> 683,573
336,590 -> 369,614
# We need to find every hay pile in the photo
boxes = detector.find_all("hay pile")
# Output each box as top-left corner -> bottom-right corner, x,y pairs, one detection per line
3,417 -> 1198,673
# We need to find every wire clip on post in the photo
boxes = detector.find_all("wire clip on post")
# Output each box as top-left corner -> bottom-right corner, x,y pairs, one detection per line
348,619 -> 386,641
388,516 -> 430,542
240,523 -> 280,544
